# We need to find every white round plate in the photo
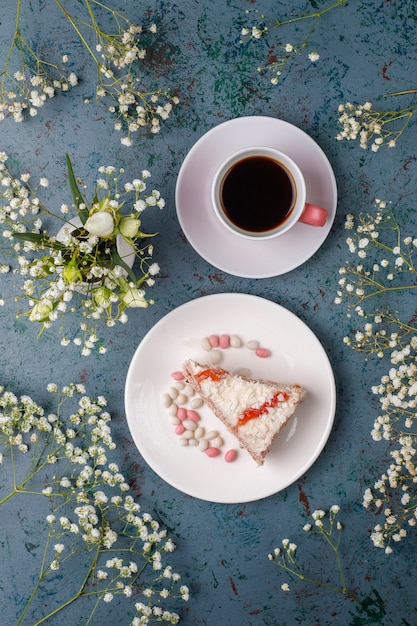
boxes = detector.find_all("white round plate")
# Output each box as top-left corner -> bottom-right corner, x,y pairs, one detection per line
175,116 -> 337,278
125,293 -> 336,504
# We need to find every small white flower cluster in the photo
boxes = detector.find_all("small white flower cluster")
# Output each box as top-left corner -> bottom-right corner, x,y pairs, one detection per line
92,19 -> 179,144
268,506 -> 349,598
335,200 -> 417,358
362,339 -> 417,553
240,2 -> 346,85
0,46 -> 78,122
0,153 -> 164,355
1,3 -> 178,143
336,201 -> 417,552
240,23 -> 268,41
0,382 -> 189,623
336,100 -> 416,151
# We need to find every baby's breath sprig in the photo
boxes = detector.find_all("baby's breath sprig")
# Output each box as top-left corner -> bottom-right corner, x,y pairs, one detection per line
0,151 -> 164,356
268,507 -> 354,598
362,342 -> 417,554
0,0 -> 79,122
240,0 -> 347,85
0,382 -> 189,625
336,200 -> 417,552
337,90 -> 417,151
268,506 -> 386,619
335,200 -> 417,358
1,0 -> 178,143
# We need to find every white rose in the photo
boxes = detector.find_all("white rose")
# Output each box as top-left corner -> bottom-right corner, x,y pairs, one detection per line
84,211 -> 114,237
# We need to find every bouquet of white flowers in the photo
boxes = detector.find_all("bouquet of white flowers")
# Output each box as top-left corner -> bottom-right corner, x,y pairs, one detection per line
0,152 -> 164,355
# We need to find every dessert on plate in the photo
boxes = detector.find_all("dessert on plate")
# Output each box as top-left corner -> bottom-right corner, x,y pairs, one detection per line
183,359 -> 306,465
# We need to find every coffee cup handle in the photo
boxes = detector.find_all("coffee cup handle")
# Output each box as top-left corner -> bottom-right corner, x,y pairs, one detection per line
299,203 -> 328,227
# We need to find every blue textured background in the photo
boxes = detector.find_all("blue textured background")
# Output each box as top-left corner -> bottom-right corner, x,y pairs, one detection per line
1,0 -> 417,624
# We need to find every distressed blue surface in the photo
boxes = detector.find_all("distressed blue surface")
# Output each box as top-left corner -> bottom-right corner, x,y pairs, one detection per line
1,0 -> 417,624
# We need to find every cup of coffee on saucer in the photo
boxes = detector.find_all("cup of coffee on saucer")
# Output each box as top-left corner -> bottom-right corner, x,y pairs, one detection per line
211,146 -> 328,240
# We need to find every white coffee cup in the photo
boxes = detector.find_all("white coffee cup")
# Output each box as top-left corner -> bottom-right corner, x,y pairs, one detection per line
211,146 -> 328,240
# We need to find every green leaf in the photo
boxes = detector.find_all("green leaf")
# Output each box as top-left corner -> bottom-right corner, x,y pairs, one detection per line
111,245 -> 137,283
13,232 -> 63,250
13,232 -> 46,243
66,153 -> 89,225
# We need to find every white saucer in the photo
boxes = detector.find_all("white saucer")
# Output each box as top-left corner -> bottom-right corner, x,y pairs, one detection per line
175,116 -> 337,278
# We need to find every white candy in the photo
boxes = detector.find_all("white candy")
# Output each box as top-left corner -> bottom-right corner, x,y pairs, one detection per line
168,386 -> 179,399
198,438 -> 209,452
182,384 -> 195,396
167,403 -> 178,416
210,350 -> 222,365
170,416 -> 181,425
176,393 -> 188,405
190,397 -> 203,409
178,438 -> 189,447
188,438 -> 199,446
182,430 -> 195,439
161,393 -> 172,408
230,334 -> 242,348
235,368 -> 251,378
182,419 -> 197,431
210,436 -> 224,448
205,430 -> 219,440
201,337 -> 212,351
194,426 -> 205,439
246,339 -> 259,350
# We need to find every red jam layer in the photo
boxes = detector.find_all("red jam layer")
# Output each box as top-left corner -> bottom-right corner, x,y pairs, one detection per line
195,368 -> 227,383
195,367 -> 289,429
237,391 -> 289,428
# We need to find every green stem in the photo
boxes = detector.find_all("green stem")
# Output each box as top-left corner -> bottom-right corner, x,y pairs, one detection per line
31,549 -> 100,626
357,283 -> 417,302
0,445 -> 19,505
386,89 -> 417,97
1,0 -> 22,79
0,436 -> 68,506
84,0 -> 102,35
323,530 -> 349,595
382,315 -> 416,335
271,0 -> 347,29
17,531 -> 54,625
52,0 -> 101,67
280,562 -> 362,606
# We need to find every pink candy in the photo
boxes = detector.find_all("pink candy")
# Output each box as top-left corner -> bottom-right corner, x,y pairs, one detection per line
175,424 -> 186,435
255,347 -> 271,358
186,409 -> 200,422
219,334 -> 230,348
205,447 -> 221,458
171,371 -> 184,381
176,407 -> 187,421
208,334 -> 219,347
224,449 -> 237,463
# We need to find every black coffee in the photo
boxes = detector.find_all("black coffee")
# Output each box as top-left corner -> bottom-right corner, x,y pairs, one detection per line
220,156 -> 295,233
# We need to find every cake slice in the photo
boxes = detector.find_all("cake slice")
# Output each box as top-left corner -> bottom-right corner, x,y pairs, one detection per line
183,359 -> 306,465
